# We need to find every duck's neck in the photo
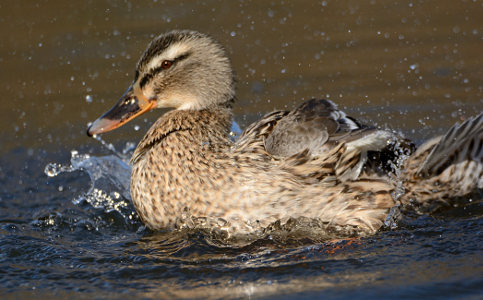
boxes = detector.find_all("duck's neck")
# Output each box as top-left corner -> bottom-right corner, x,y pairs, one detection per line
131,104 -> 233,164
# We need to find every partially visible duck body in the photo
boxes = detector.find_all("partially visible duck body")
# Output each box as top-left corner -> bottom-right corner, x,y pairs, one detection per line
400,114 -> 483,213
87,30 -> 483,241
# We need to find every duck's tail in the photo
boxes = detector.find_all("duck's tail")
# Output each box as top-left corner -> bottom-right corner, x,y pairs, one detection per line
400,113 -> 483,213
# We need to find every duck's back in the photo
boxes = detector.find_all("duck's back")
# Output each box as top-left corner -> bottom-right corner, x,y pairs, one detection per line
235,99 -> 412,180
265,99 -> 369,157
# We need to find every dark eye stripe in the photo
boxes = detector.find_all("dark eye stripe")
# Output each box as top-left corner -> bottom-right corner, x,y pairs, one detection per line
138,52 -> 191,88
174,53 -> 190,63
139,73 -> 153,88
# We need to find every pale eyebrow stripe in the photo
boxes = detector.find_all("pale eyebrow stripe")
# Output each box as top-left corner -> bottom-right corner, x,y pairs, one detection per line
145,42 -> 187,71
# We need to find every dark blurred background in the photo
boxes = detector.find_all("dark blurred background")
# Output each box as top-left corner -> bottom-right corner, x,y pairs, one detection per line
0,0 -> 481,155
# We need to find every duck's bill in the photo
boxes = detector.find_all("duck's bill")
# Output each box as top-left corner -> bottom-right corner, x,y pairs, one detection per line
87,85 -> 154,137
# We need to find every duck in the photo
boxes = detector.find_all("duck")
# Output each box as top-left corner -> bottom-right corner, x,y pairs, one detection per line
87,30 -> 483,240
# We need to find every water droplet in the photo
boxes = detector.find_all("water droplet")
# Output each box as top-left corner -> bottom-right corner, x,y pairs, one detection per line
45,163 -> 61,177
85,95 -> 93,103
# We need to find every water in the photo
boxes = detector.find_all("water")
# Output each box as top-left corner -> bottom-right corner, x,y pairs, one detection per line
2,145 -> 482,298
3,122 -> 482,299
1,0 -> 482,298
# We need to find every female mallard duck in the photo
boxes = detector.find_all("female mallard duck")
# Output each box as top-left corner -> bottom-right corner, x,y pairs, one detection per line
87,30 -> 482,239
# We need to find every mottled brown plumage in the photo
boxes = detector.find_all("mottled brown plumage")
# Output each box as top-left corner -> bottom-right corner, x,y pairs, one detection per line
130,104 -> 396,238
400,114 -> 483,213
87,30 -> 483,241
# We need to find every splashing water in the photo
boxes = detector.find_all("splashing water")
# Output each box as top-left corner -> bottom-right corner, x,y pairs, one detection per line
90,134 -> 135,163
384,137 -> 413,229
44,142 -> 136,228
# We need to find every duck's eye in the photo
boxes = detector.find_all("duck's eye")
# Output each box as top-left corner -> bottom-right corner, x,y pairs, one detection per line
161,60 -> 173,69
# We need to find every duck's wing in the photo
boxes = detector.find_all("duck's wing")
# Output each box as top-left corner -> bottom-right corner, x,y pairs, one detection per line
235,99 -> 410,181
264,99 -> 395,158
233,99 -> 363,156
417,113 -> 483,177
233,110 -> 289,155
401,113 -> 483,213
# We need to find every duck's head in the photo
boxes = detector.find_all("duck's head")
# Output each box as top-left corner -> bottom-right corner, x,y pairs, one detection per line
87,30 -> 235,136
